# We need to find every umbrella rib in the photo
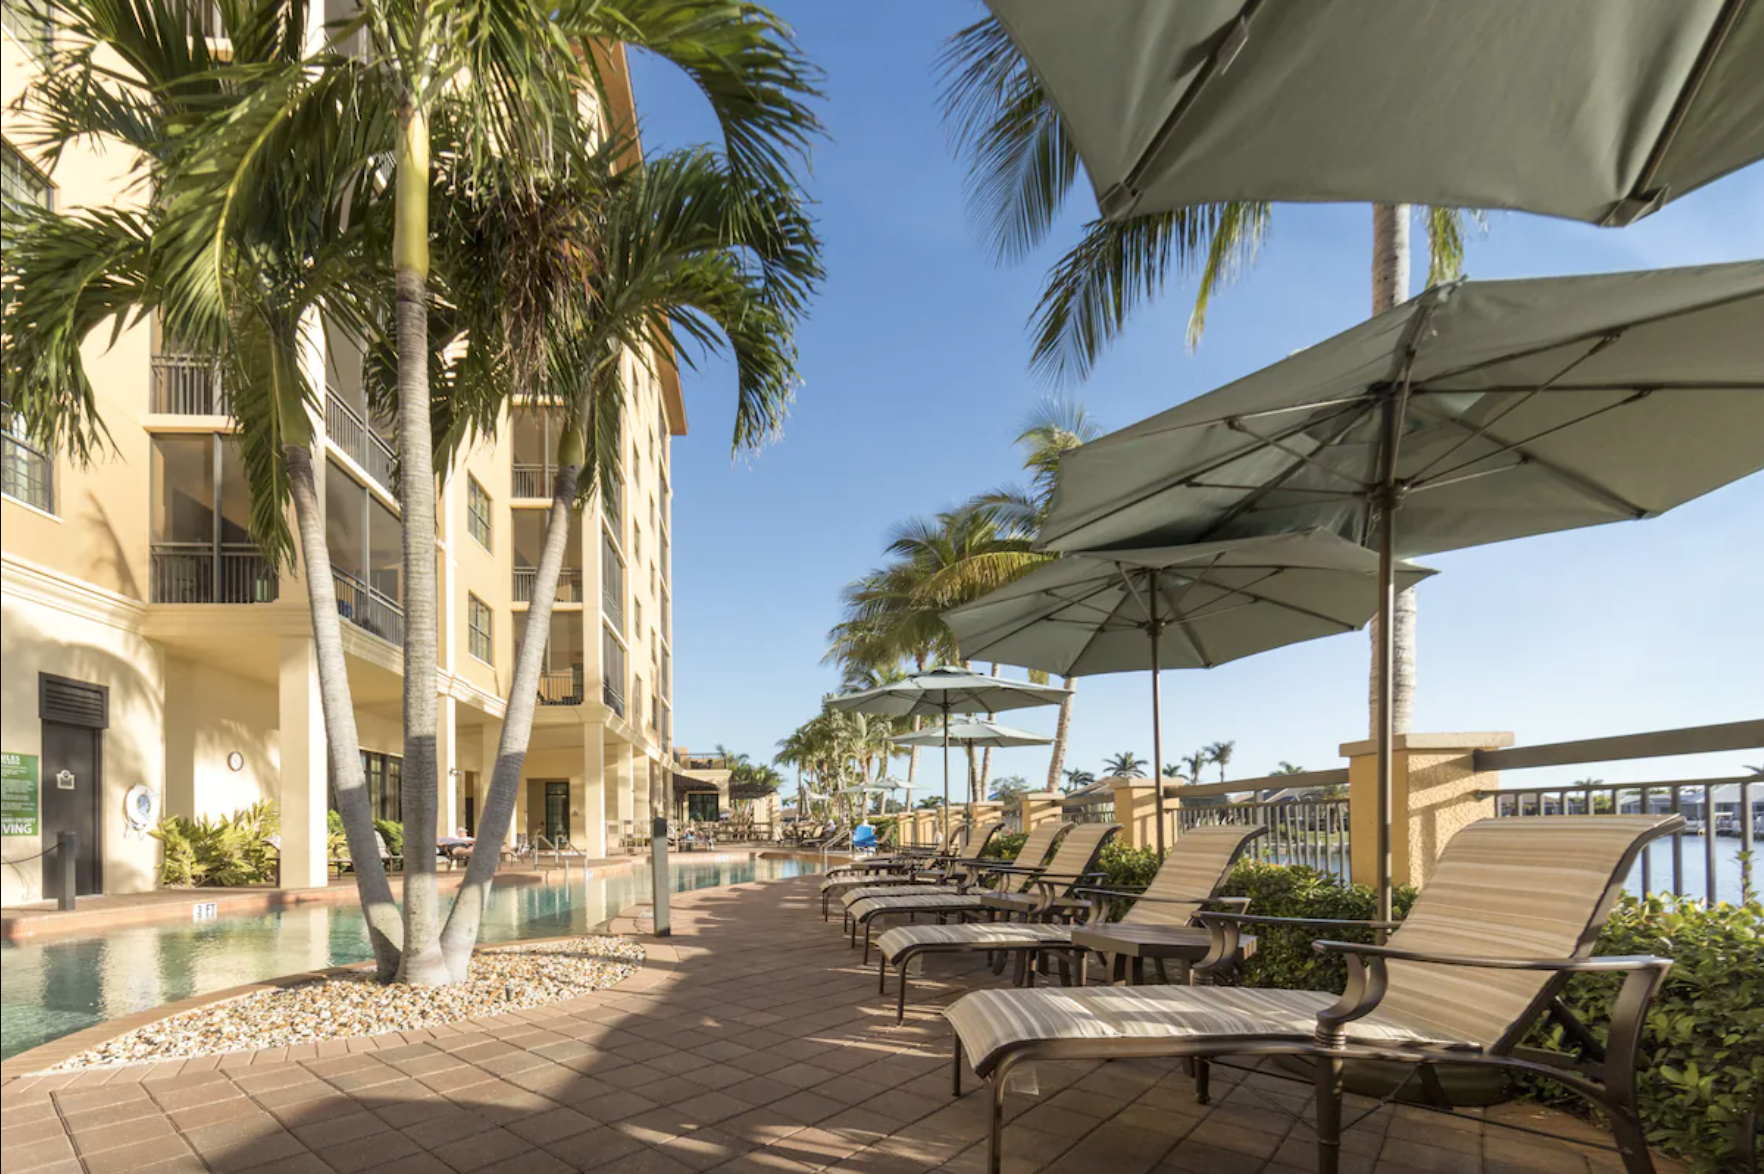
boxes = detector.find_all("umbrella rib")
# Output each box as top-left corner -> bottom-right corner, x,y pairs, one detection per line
1181,566 -> 1365,632
1195,402 -> 1378,541
1411,379 -> 1764,394
1404,393 -> 1654,517
957,575 -> 1132,675
1406,332 -> 1623,483
1604,0 -> 1751,225
1105,0 -> 1267,217
1227,418 -> 1377,490
1050,403 -> 1367,547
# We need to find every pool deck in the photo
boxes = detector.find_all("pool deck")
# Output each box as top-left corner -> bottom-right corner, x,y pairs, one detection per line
0,872 -> 1683,1174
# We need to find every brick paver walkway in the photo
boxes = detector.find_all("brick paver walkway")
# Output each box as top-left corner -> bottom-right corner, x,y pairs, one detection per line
1,873 -> 1677,1174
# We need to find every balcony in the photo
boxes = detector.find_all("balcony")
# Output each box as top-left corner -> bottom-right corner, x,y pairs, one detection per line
537,666 -> 585,707
333,568 -> 404,644
325,395 -> 398,494
602,627 -> 626,717
149,542 -> 278,603
513,567 -> 583,604
512,464 -> 554,499
601,534 -> 624,629
151,352 -> 226,415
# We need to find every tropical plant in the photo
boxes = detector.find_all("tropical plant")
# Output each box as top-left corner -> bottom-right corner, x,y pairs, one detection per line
1273,761 -> 1307,775
989,775 -> 1031,803
938,18 -> 1482,744
5,0 -> 821,985
151,801 -> 283,888
1062,768 -> 1096,792
1103,752 -> 1146,779
1206,740 -> 1236,783
1180,749 -> 1210,784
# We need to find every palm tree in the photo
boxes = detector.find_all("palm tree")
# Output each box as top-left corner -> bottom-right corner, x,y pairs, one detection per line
938,18 -> 1478,743
1206,740 -> 1236,784
974,397 -> 1103,793
1062,768 -> 1095,792
10,0 -> 821,984
1103,752 -> 1146,779
1181,750 -> 1210,785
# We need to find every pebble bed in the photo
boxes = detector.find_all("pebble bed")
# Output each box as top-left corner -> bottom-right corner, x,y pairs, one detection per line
53,936 -> 644,1070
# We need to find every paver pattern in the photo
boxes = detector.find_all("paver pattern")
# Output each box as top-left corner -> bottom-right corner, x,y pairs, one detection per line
1,873 -> 1682,1174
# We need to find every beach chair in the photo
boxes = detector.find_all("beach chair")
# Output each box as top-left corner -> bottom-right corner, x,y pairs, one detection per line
945,815 -> 1683,1174
824,822 -> 968,881
846,823 -> 1119,963
832,819 -> 1057,925
820,821 -> 1008,918
876,824 -> 1266,1022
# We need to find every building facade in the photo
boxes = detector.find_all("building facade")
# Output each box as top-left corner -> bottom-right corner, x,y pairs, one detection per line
0,8 -> 679,902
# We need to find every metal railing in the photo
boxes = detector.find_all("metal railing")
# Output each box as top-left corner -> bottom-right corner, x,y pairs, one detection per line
151,352 -> 226,414
537,667 -> 584,707
325,395 -> 398,493
1485,778 -> 1757,906
1064,800 -> 1116,824
150,542 -> 278,603
332,568 -> 403,644
512,464 -> 553,499
1178,795 -> 1353,884
513,566 -> 583,603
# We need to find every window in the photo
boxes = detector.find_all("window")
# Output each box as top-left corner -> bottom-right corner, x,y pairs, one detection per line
331,750 -> 403,822
147,435 -> 276,602
602,625 -> 626,715
633,598 -> 642,640
468,593 -> 493,664
632,522 -> 642,567
1,400 -> 53,514
326,459 -> 404,641
466,474 -> 491,551
2,141 -> 52,237
601,528 -> 624,628
1,0 -> 52,59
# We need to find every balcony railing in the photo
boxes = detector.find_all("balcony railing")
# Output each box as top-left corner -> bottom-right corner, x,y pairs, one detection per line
325,395 -> 398,493
150,542 -> 278,604
513,566 -> 583,604
512,464 -> 554,499
333,568 -> 404,644
151,352 -> 226,415
537,667 -> 584,707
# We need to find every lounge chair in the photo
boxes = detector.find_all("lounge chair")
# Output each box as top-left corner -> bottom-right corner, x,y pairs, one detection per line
846,823 -> 1120,963
875,824 -> 1266,1022
945,814 -> 1683,1174
834,819 -> 1062,927
824,822 -> 969,882
820,821 -> 1007,918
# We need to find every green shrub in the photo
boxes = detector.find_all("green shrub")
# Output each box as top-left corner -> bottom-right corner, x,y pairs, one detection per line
373,819 -> 404,857
1529,895 -> 1763,1172
150,800 -> 281,887
1215,860 -> 1419,992
982,832 -> 1027,860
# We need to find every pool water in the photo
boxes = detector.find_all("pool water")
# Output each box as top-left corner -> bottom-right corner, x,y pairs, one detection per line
0,853 -> 812,1061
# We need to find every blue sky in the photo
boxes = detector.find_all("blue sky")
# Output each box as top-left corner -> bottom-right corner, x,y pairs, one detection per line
630,3 -> 1764,800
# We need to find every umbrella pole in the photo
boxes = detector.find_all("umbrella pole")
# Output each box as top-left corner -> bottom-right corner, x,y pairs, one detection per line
1374,394 -> 1402,935
1150,577 -> 1167,858
942,700 -> 952,843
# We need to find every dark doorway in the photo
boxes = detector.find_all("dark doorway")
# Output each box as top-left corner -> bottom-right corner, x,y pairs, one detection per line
687,793 -> 720,823
544,782 -> 570,844
39,674 -> 108,899
464,795 -> 476,838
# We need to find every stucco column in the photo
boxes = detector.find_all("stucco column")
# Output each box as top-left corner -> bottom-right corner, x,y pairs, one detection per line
438,696 -> 458,840
1344,732 -> 1512,890
580,722 -> 607,857
1019,791 -> 1065,833
632,755 -> 652,832
276,636 -> 328,889
1108,780 -> 1160,850
479,718 -> 512,849
615,744 -> 636,851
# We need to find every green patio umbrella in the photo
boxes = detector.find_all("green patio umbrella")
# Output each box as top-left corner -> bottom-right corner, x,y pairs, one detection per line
893,718 -> 1054,813
829,668 -> 1070,839
982,0 -> 1764,225
944,530 -> 1434,856
1036,259 -> 1764,917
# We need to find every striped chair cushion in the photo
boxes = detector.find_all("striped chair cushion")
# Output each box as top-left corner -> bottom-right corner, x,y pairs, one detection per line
1011,822 -> 1116,895
1373,815 -> 1673,1048
848,890 -> 1002,921
1122,824 -> 1263,927
877,921 -> 1073,962
822,873 -> 934,896
946,986 -> 1452,1076
842,879 -> 966,907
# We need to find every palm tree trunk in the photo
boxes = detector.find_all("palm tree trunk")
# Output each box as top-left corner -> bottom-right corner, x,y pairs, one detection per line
439,459 -> 582,977
392,101 -> 448,986
1368,203 -> 1417,737
286,446 -> 403,979
1044,677 -> 1074,791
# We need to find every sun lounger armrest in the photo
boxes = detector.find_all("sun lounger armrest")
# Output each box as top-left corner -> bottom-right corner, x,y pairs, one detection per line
1069,888 -> 1246,926
1308,943 -> 1674,1046
1194,912 -> 1402,978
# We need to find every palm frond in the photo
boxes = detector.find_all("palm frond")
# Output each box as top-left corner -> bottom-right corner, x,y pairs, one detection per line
936,14 -> 1077,262
1424,206 -> 1484,286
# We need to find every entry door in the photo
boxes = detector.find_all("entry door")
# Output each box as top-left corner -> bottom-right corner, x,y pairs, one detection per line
544,782 -> 570,844
464,795 -> 476,837
40,721 -> 102,898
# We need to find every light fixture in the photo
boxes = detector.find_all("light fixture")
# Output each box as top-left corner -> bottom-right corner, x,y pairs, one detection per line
227,751 -> 245,772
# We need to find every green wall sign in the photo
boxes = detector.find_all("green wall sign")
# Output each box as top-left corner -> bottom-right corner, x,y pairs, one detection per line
1,752 -> 40,836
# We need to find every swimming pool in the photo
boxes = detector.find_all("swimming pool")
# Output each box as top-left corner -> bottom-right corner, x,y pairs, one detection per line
0,853 -> 812,1061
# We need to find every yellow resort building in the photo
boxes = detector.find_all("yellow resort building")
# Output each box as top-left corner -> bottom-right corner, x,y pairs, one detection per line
0,6 -> 679,904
